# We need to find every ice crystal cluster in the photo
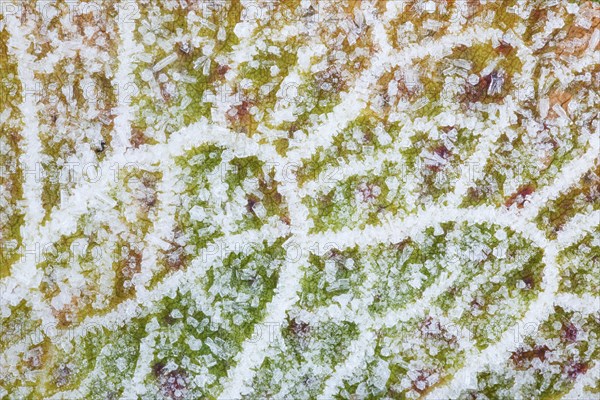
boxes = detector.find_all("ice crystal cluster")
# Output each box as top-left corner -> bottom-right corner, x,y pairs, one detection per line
0,0 -> 599,399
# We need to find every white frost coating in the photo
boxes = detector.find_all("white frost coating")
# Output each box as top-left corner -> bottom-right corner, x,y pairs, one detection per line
563,362 -> 600,400
23,119 -> 279,287
520,132 -> 599,219
441,125 -> 503,207
0,117 -> 286,370
285,50 -> 382,162
152,53 -> 178,73
426,198 -> 597,399
218,161 -> 311,400
307,204 -> 557,398
4,14 -> 44,276
121,330 -> 159,399
113,0 -> 140,150
554,293 -> 600,315
2,1 -> 599,397
35,227 -> 275,361
133,156 -> 179,291
310,204 -> 550,253
321,329 -> 377,398
555,209 -> 600,248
